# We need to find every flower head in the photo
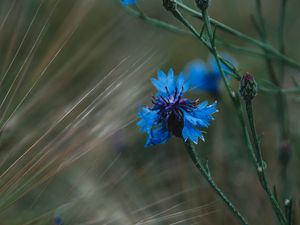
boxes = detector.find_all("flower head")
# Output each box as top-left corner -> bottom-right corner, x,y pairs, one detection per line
239,72 -> 257,102
185,54 -> 237,95
121,0 -> 136,6
137,69 -> 218,146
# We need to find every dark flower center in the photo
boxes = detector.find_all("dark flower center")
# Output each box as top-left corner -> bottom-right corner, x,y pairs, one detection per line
167,110 -> 184,137
152,87 -> 187,137
152,86 -> 200,138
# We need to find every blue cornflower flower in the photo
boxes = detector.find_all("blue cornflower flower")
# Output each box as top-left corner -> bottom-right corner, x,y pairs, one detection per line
137,69 -> 218,146
185,54 -> 237,94
121,0 -> 136,6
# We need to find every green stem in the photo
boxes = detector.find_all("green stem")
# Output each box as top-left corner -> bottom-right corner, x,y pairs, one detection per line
245,101 -> 288,225
235,98 -> 258,166
204,11 -> 260,184
254,0 -> 280,85
125,6 -> 190,35
217,38 -> 269,58
200,9 -> 236,110
184,140 -> 249,225
255,0 -> 266,37
170,8 -> 241,79
176,2 -> 300,70
176,3 -> 259,180
164,4 -> 288,223
260,86 -> 300,94
245,102 -> 263,163
200,10 -> 257,225
276,0 -> 289,140
278,0 -> 288,83
125,5 -> 243,79
254,0 -> 291,204
277,0 -> 291,203
203,4 -> 287,224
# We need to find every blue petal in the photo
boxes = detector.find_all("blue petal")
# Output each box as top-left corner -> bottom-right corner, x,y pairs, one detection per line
193,101 -> 218,123
151,69 -> 175,96
166,68 -> 177,95
145,126 -> 170,147
176,73 -> 189,93
185,60 -> 219,93
137,106 -> 172,147
151,77 -> 166,94
137,107 -> 159,133
197,100 -> 208,110
152,69 -> 189,97
185,60 -> 207,86
158,70 -> 167,83
182,101 -> 218,142
121,0 -> 136,6
183,111 -> 211,128
182,120 -> 204,144
198,101 -> 218,115
197,75 -> 219,93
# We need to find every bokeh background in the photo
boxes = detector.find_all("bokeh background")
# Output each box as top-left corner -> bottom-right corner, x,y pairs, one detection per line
0,0 -> 299,224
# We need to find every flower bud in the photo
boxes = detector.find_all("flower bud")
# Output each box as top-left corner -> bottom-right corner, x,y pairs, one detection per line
279,140 -> 291,166
163,0 -> 177,11
195,0 -> 210,10
239,72 -> 257,102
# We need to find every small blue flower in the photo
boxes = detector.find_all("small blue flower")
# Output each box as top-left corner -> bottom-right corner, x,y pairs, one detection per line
185,54 -> 237,94
54,215 -> 63,225
121,0 -> 136,6
137,69 -> 218,146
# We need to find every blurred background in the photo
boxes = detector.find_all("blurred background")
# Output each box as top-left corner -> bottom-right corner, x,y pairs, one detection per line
0,0 -> 299,224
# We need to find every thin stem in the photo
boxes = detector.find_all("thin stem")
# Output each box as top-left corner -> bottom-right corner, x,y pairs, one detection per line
200,10 -> 258,225
170,8 -> 241,79
253,0 -> 280,85
184,140 -> 249,225
253,1 -> 291,205
278,0 -> 288,83
277,0 -> 291,202
176,2 -> 300,70
202,4 -> 288,224
163,3 -> 288,223
200,9 -> 236,111
255,0 -> 266,37
174,2 -> 258,182
245,102 -> 263,163
124,5 -> 274,81
245,101 -> 288,225
125,4 -> 243,79
235,98 -> 258,166
204,13 -> 260,181
217,39 -> 268,58
176,3 -> 260,177
124,6 -> 190,35
260,86 -> 300,94
276,0 -> 289,140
